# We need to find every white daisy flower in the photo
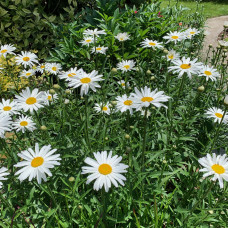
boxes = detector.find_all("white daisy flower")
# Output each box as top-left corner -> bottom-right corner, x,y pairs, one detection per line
198,65 -> 221,82
117,60 -> 136,72
185,28 -> 200,39
79,36 -> 96,46
117,80 -> 130,88
163,31 -> 185,44
94,102 -> 111,115
41,91 -> 58,106
0,167 -> 9,189
91,46 -> 108,55
12,115 -> 36,133
218,40 -> 228,48
205,107 -> 228,124
114,33 -> 130,42
83,28 -> 106,37
35,63 -> 46,73
141,38 -> 163,49
15,87 -> 45,113
168,56 -> 202,79
68,70 -> 104,96
131,86 -> 170,110
166,49 -> 180,61
15,51 -> 39,68
46,63 -> 62,75
82,151 -> 128,192
19,69 -> 35,78
0,44 -> 16,57
14,143 -> 61,184
198,153 -> 228,188
0,114 -> 12,138
116,94 -> 134,115
58,67 -> 83,81
0,99 -> 19,116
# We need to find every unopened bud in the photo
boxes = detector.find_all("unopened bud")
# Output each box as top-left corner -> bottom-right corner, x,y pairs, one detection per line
40,125 -> 47,131
163,160 -> 167,164
80,97 -> 84,100
130,125 -> 134,129
126,147 -> 132,153
64,99 -> 70,104
209,44 -> 213,48
125,134 -> 130,139
163,49 -> 168,54
49,89 -> 55,94
53,84 -> 60,89
69,177 -> 75,182
151,76 -> 155,80
111,101 -> 117,105
146,70 -> 152,75
135,67 -> 139,72
109,104 -> 113,108
198,85 -> 205,92
65,89 -> 71,94
224,95 -> 228,106
105,137 -> 108,140
111,68 -> 117,73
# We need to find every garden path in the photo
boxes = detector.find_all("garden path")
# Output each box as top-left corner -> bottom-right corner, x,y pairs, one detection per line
202,15 -> 228,60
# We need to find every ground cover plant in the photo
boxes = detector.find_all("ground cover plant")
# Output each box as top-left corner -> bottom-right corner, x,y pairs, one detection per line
0,1 -> 228,227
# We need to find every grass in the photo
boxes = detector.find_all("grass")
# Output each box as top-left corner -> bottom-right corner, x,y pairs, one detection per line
160,0 -> 228,18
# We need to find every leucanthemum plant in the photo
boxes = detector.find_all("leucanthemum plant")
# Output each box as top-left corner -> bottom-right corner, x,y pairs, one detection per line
115,32 -> 130,42
141,38 -> 163,49
15,51 -> 38,68
163,31 -> 185,44
12,115 -> 36,133
94,102 -> 111,115
0,99 -> 19,116
117,60 -> 136,72
0,44 -> 16,57
82,151 -> 128,192
14,143 -> 61,184
198,65 -> 221,81
0,167 -> 9,189
91,46 -> 108,55
0,114 -> 12,138
205,107 -> 228,124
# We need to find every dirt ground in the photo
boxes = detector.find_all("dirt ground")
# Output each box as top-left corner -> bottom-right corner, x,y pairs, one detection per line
202,15 -> 228,61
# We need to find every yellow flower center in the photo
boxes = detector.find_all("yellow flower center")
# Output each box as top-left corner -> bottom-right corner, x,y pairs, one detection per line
47,95 -> 52,100
168,54 -> 174,59
124,65 -> 130,70
52,67 -> 57,71
26,97 -> 37,105
23,57 -> 30,61
141,97 -> 154,102
1,49 -> 7,53
86,39 -> 92,42
26,73 -> 31,76
180,64 -> 191,69
121,83 -> 125,86
149,42 -> 156,46
190,31 -> 195,34
102,106 -> 108,111
204,71 -> 212,76
171,36 -> 179,39
98,163 -> 112,175
96,47 -> 102,51
215,113 -> 223,118
80,77 -> 91,84
41,65 -> 45,69
31,157 -> 44,168
124,100 -> 133,106
211,164 -> 225,174
3,106 -> 12,111
120,37 -> 124,41
68,73 -> 76,77
20,121 -> 28,126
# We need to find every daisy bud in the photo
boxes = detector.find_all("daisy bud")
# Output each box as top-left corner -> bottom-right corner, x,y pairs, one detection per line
49,89 -> 55,94
78,205 -> 83,209
53,84 -> 60,89
151,76 -> 155,80
65,89 -> 71,94
224,95 -> 228,106
198,85 -> 205,92
111,68 -> 117,73
80,97 -> 84,100
191,52 -> 195,55
126,147 -> 132,153
146,70 -> 152,75
209,210 -> 214,214
109,104 -> 113,108
40,125 -> 47,131
69,177 -> 75,182
111,101 -> 117,105
46,82 -> 50,85
130,125 -> 134,129
209,44 -> 213,48
223,21 -> 228,28
105,137 -> 109,140
64,99 -> 70,104
125,134 -> 130,139
135,67 -> 139,72
163,49 -> 168,54
163,160 -> 167,164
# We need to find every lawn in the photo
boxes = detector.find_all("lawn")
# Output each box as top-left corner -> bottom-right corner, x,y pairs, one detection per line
160,0 -> 228,18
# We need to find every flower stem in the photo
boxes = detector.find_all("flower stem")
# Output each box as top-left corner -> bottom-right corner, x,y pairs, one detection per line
142,108 -> 148,172
85,96 -> 91,152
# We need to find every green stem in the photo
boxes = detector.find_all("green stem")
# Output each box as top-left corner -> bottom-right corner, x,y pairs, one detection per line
85,96 -> 91,152
142,108 -> 148,172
